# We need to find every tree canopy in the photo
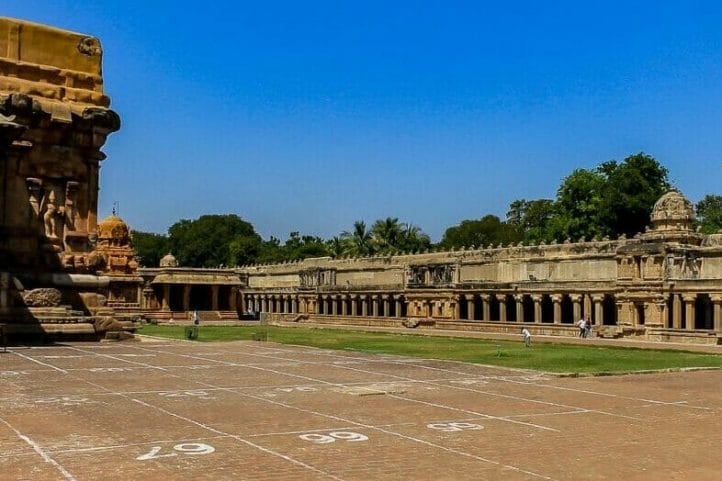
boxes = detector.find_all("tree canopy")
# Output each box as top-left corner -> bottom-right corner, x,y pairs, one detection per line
131,231 -> 169,268
696,194 -> 722,234
168,214 -> 260,268
125,153 -> 698,267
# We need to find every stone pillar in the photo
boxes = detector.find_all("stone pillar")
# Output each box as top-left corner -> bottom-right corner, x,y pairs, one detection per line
211,285 -> 219,310
551,294 -> 562,324
514,294 -> 524,323
672,294 -> 682,329
480,294 -> 491,321
383,297 -> 390,317
532,295 -> 542,323
592,295 -> 604,326
583,294 -> 592,320
372,296 -> 379,317
351,295 -> 358,316
712,295 -> 722,333
454,297 -> 460,320
394,296 -> 402,317
361,295 -> 368,317
498,295 -> 507,322
682,294 -> 696,330
0,273 -> 9,308
341,295 -> 348,316
162,284 -> 170,311
466,294 -> 475,321
182,285 -> 191,311
230,287 -> 238,311
570,294 -> 582,322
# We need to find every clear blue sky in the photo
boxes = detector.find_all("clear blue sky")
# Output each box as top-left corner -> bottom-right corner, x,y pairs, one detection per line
6,1 -> 722,241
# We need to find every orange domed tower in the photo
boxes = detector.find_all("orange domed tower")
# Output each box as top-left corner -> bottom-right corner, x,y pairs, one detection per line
95,212 -> 139,274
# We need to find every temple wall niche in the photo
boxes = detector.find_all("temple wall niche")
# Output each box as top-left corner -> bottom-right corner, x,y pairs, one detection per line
337,269 -> 402,286
247,273 -> 298,289
699,257 -> 722,279
459,263 -> 497,282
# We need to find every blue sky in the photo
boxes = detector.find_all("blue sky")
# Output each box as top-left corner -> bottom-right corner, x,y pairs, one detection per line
6,1 -> 722,241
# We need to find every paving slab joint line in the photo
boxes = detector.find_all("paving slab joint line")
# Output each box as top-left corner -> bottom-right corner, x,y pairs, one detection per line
549,365 -> 722,378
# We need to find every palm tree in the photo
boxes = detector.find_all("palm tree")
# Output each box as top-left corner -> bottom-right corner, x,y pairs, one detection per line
399,222 -> 431,252
326,236 -> 347,258
371,217 -> 402,254
341,220 -> 374,256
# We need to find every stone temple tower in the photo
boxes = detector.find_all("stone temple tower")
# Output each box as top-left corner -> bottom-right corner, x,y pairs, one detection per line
0,18 -> 141,340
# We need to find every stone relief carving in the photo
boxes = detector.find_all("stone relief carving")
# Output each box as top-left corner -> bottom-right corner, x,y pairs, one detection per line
77,37 -> 101,56
63,181 -> 79,231
299,268 -> 336,288
42,189 -> 60,238
406,264 -> 455,286
22,288 -> 62,307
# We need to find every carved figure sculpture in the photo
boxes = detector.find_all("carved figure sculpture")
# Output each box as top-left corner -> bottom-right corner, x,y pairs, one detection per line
63,181 -> 79,231
43,190 -> 59,238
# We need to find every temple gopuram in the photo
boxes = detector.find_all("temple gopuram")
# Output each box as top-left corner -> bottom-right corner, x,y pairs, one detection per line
0,18 -> 141,340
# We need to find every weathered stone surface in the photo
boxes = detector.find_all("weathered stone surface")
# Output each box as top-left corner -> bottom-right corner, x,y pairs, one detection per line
0,18 -> 141,341
22,288 -> 62,307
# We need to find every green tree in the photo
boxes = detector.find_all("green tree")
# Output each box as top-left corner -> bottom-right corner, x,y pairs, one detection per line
283,232 -> 329,260
255,236 -> 284,264
439,215 -> 521,249
131,231 -> 169,268
326,236 -> 347,258
506,198 -> 555,243
371,217 -> 402,254
228,234 -> 262,266
597,153 -> 670,237
551,168 -> 605,241
696,194 -> 722,234
398,222 -> 432,252
168,214 -> 260,267
341,220 -> 374,256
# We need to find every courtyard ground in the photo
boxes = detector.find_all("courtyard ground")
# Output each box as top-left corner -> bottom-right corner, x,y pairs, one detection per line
1,338 -> 720,480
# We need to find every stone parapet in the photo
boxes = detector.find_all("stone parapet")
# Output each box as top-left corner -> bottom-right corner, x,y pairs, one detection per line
0,17 -> 108,111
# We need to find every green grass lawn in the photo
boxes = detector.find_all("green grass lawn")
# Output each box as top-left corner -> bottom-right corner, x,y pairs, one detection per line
138,324 -> 722,375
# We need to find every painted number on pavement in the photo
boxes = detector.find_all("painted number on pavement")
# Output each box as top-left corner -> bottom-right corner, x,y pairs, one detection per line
299,431 -> 368,444
137,443 -> 215,461
427,422 -> 483,432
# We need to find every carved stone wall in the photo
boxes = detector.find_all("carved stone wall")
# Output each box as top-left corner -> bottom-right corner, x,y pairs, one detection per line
0,18 -> 120,273
0,18 -> 139,340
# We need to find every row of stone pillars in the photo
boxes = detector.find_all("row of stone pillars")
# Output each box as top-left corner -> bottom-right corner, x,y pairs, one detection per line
244,293 -> 405,318
460,292 -> 610,324
669,293 -> 722,331
152,284 -> 237,312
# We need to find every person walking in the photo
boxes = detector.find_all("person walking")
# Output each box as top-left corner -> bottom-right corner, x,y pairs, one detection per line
584,318 -> 592,339
521,327 -> 532,347
192,310 -> 200,325
577,318 -> 586,338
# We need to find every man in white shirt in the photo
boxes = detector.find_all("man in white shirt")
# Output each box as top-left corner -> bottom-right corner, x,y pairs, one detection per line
577,318 -> 586,338
521,328 -> 531,347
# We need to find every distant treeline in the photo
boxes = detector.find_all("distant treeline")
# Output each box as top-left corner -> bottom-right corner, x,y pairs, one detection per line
132,153 -> 722,268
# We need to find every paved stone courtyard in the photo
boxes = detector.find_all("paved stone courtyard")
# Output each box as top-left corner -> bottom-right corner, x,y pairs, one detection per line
1,339 -> 721,480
